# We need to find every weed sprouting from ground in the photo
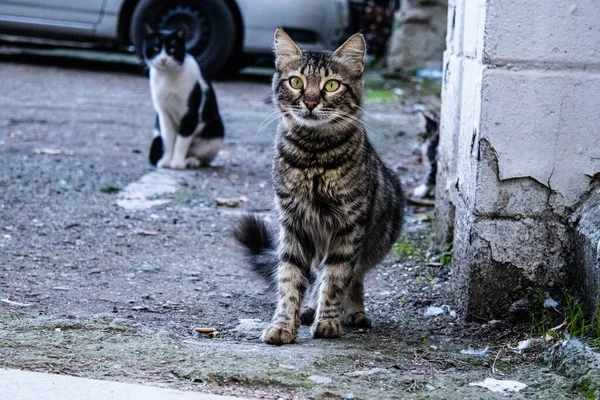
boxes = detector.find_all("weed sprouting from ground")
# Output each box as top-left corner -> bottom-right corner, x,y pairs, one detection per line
529,294 -> 600,348
566,296 -> 586,338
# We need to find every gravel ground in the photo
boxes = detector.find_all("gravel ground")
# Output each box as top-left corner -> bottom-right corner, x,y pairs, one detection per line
0,49 -> 588,399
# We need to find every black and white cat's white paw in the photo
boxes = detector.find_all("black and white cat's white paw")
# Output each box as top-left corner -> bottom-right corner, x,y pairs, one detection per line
169,158 -> 188,170
185,157 -> 202,169
156,157 -> 171,169
412,183 -> 434,199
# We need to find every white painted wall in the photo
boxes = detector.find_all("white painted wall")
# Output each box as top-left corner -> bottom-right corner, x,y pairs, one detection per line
437,0 -> 600,318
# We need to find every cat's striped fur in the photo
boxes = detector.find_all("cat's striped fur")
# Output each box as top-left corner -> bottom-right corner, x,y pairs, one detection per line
235,29 -> 404,345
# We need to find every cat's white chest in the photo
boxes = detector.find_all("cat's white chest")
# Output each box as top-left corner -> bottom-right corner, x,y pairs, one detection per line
150,66 -> 198,121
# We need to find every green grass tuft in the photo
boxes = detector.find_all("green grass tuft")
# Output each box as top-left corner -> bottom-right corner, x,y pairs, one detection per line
576,379 -> 597,400
393,241 -> 419,258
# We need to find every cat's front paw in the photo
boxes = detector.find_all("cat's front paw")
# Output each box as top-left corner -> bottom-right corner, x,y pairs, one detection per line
312,318 -> 342,339
156,158 -> 170,169
344,311 -> 372,328
185,157 -> 201,169
262,323 -> 297,345
169,158 -> 187,170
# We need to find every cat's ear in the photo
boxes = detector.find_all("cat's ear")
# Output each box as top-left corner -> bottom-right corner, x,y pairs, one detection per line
421,111 -> 440,134
174,26 -> 186,40
423,110 -> 440,125
273,28 -> 302,70
332,33 -> 366,76
144,24 -> 155,36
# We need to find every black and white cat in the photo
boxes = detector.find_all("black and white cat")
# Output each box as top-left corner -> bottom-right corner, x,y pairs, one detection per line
412,110 -> 440,199
144,25 -> 224,169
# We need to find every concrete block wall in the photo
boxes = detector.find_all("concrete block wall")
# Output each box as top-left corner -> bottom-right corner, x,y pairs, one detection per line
437,0 -> 600,318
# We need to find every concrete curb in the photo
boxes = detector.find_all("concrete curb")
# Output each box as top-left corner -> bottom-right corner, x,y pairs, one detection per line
0,369 -> 245,400
573,189 -> 600,315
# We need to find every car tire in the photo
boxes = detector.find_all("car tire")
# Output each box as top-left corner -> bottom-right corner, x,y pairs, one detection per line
130,0 -> 236,77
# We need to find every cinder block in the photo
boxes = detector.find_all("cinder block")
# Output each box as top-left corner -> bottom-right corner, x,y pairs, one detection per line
480,68 -> 600,207
485,0 -> 600,66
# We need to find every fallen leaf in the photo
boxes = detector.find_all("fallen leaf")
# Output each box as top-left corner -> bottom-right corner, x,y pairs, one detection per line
215,198 -> 240,207
134,229 -> 157,236
194,327 -> 215,334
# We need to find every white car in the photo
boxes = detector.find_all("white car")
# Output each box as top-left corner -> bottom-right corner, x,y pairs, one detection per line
0,0 -> 355,75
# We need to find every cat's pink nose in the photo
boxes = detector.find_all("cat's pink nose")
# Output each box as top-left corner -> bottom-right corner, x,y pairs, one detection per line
305,101 -> 318,111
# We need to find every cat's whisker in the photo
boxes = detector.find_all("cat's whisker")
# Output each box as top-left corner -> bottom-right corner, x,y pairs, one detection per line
256,114 -> 281,137
256,113 -> 280,131
325,110 -> 389,139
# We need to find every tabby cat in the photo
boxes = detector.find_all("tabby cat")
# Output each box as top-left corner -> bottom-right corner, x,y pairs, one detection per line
234,29 -> 404,345
144,25 -> 224,169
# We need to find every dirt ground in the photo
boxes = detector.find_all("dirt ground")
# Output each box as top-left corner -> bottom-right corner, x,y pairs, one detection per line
0,49 -> 587,399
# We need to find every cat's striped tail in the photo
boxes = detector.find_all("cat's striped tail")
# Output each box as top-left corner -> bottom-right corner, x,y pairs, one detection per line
233,215 -> 278,288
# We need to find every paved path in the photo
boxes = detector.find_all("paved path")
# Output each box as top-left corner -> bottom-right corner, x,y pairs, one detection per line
0,369 -> 243,400
0,52 -> 585,399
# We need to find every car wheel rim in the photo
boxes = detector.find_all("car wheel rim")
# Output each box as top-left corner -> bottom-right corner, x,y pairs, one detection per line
158,5 -> 210,55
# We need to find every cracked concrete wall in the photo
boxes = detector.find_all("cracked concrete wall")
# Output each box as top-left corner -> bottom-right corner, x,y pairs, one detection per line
437,0 -> 600,318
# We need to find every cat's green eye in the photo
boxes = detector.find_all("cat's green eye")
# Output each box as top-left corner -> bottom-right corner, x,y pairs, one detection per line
168,48 -> 175,54
324,80 -> 340,92
289,76 -> 304,90
153,46 -> 160,52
